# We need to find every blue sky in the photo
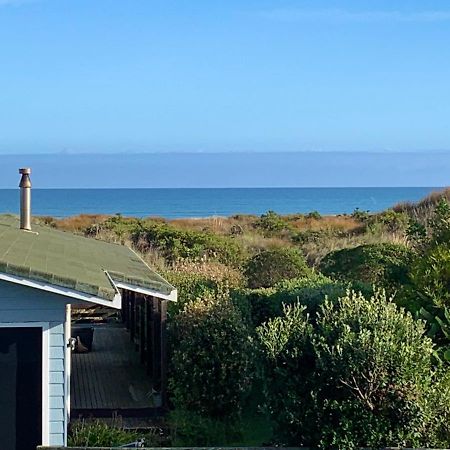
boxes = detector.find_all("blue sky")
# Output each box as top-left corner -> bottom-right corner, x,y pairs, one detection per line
0,0 -> 450,155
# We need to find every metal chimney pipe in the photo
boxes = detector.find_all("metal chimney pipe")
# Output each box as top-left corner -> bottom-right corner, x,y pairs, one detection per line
19,168 -> 32,231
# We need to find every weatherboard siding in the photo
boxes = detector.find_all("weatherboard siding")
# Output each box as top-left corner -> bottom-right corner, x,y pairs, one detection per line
0,280 -> 69,447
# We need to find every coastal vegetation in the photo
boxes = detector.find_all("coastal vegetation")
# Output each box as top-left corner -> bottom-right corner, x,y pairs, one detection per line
48,187 -> 450,448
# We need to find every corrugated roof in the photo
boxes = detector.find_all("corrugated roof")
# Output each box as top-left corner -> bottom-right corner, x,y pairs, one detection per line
0,215 -> 174,301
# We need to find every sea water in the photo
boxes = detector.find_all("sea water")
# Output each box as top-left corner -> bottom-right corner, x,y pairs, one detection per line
0,187 -> 440,218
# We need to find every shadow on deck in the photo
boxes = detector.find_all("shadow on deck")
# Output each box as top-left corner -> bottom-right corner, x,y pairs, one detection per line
71,324 -> 162,418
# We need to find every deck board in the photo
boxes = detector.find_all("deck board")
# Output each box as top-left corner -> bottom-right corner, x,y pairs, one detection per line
71,324 -> 158,413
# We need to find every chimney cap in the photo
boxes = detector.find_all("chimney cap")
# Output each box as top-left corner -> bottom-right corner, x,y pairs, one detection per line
19,168 -> 31,175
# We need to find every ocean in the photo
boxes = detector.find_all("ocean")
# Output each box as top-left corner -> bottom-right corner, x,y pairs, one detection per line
0,187 -> 441,218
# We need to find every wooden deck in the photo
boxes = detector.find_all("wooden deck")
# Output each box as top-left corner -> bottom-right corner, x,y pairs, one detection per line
71,324 -> 161,417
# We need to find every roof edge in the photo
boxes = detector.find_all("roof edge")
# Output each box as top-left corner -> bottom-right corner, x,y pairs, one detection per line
113,279 -> 177,302
108,270 -> 174,296
0,271 -> 122,309
129,246 -> 176,289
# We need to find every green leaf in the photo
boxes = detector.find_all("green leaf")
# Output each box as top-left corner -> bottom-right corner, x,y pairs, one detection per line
419,307 -> 434,321
443,349 -> 450,361
436,316 -> 450,339
444,307 -> 450,323
427,322 -> 440,338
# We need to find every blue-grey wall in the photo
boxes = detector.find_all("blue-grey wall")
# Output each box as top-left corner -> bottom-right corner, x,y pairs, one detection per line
0,280 -> 68,446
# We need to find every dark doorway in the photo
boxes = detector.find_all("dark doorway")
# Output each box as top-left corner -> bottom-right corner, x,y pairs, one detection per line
0,327 -> 42,450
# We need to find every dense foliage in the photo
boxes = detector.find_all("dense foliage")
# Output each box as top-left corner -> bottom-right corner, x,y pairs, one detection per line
254,210 -> 290,236
258,290 -> 450,449
244,247 -> 311,288
233,274 -> 357,326
401,197 -> 450,359
69,419 -> 161,447
168,292 -> 255,418
164,261 -> 244,313
133,222 -> 246,266
56,189 -> 450,447
169,409 -> 241,446
320,242 -> 413,288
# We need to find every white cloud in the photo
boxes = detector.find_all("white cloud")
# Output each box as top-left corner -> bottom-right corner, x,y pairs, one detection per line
259,8 -> 450,24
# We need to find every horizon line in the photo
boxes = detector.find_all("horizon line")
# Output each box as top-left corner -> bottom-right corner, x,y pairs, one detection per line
1,150 -> 450,156
0,186 -> 445,190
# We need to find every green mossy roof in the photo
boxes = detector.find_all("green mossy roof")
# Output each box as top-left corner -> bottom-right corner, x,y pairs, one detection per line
0,215 -> 174,301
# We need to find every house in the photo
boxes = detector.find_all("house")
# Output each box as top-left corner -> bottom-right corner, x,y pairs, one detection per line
0,169 -> 176,450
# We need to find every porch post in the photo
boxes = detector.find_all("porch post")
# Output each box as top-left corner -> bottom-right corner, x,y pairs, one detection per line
160,299 -> 168,408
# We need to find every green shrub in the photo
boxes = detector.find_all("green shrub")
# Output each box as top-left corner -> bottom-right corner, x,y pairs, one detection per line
132,222 -> 245,266
165,270 -> 220,307
164,261 -> 245,313
400,245 -> 450,358
85,214 -> 143,240
244,247 -> 312,289
426,197 -> 450,247
351,207 -> 370,222
408,197 -> 450,252
254,210 -> 289,236
233,274 -> 360,326
410,244 -> 450,311
306,210 -> 322,220
169,409 -> 242,446
272,275 -> 367,315
373,209 -> 409,232
232,287 -> 276,326
168,292 -> 254,418
401,200 -> 450,354
258,290 -> 450,449
291,229 -> 330,246
68,419 -> 159,447
320,243 -> 413,288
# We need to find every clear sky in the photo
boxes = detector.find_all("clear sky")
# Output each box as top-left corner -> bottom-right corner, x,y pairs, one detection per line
1,0 -> 450,155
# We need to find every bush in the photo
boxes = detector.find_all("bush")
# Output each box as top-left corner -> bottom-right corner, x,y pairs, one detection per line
401,244 -> 450,358
254,210 -> 289,236
84,214 -> 142,242
410,244 -> 450,311
258,290 -> 450,448
169,409 -> 241,446
168,292 -> 254,418
401,200 -> 450,356
351,207 -> 370,222
68,419 -> 160,447
164,261 -> 245,313
320,243 -> 413,288
233,274 -> 362,326
408,197 -> 450,252
306,210 -> 322,220
244,247 -> 312,289
373,209 -> 409,232
394,187 -> 450,219
291,229 -> 330,246
132,222 -> 246,266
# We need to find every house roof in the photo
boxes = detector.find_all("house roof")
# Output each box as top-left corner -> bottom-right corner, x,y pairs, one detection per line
0,215 -> 175,303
